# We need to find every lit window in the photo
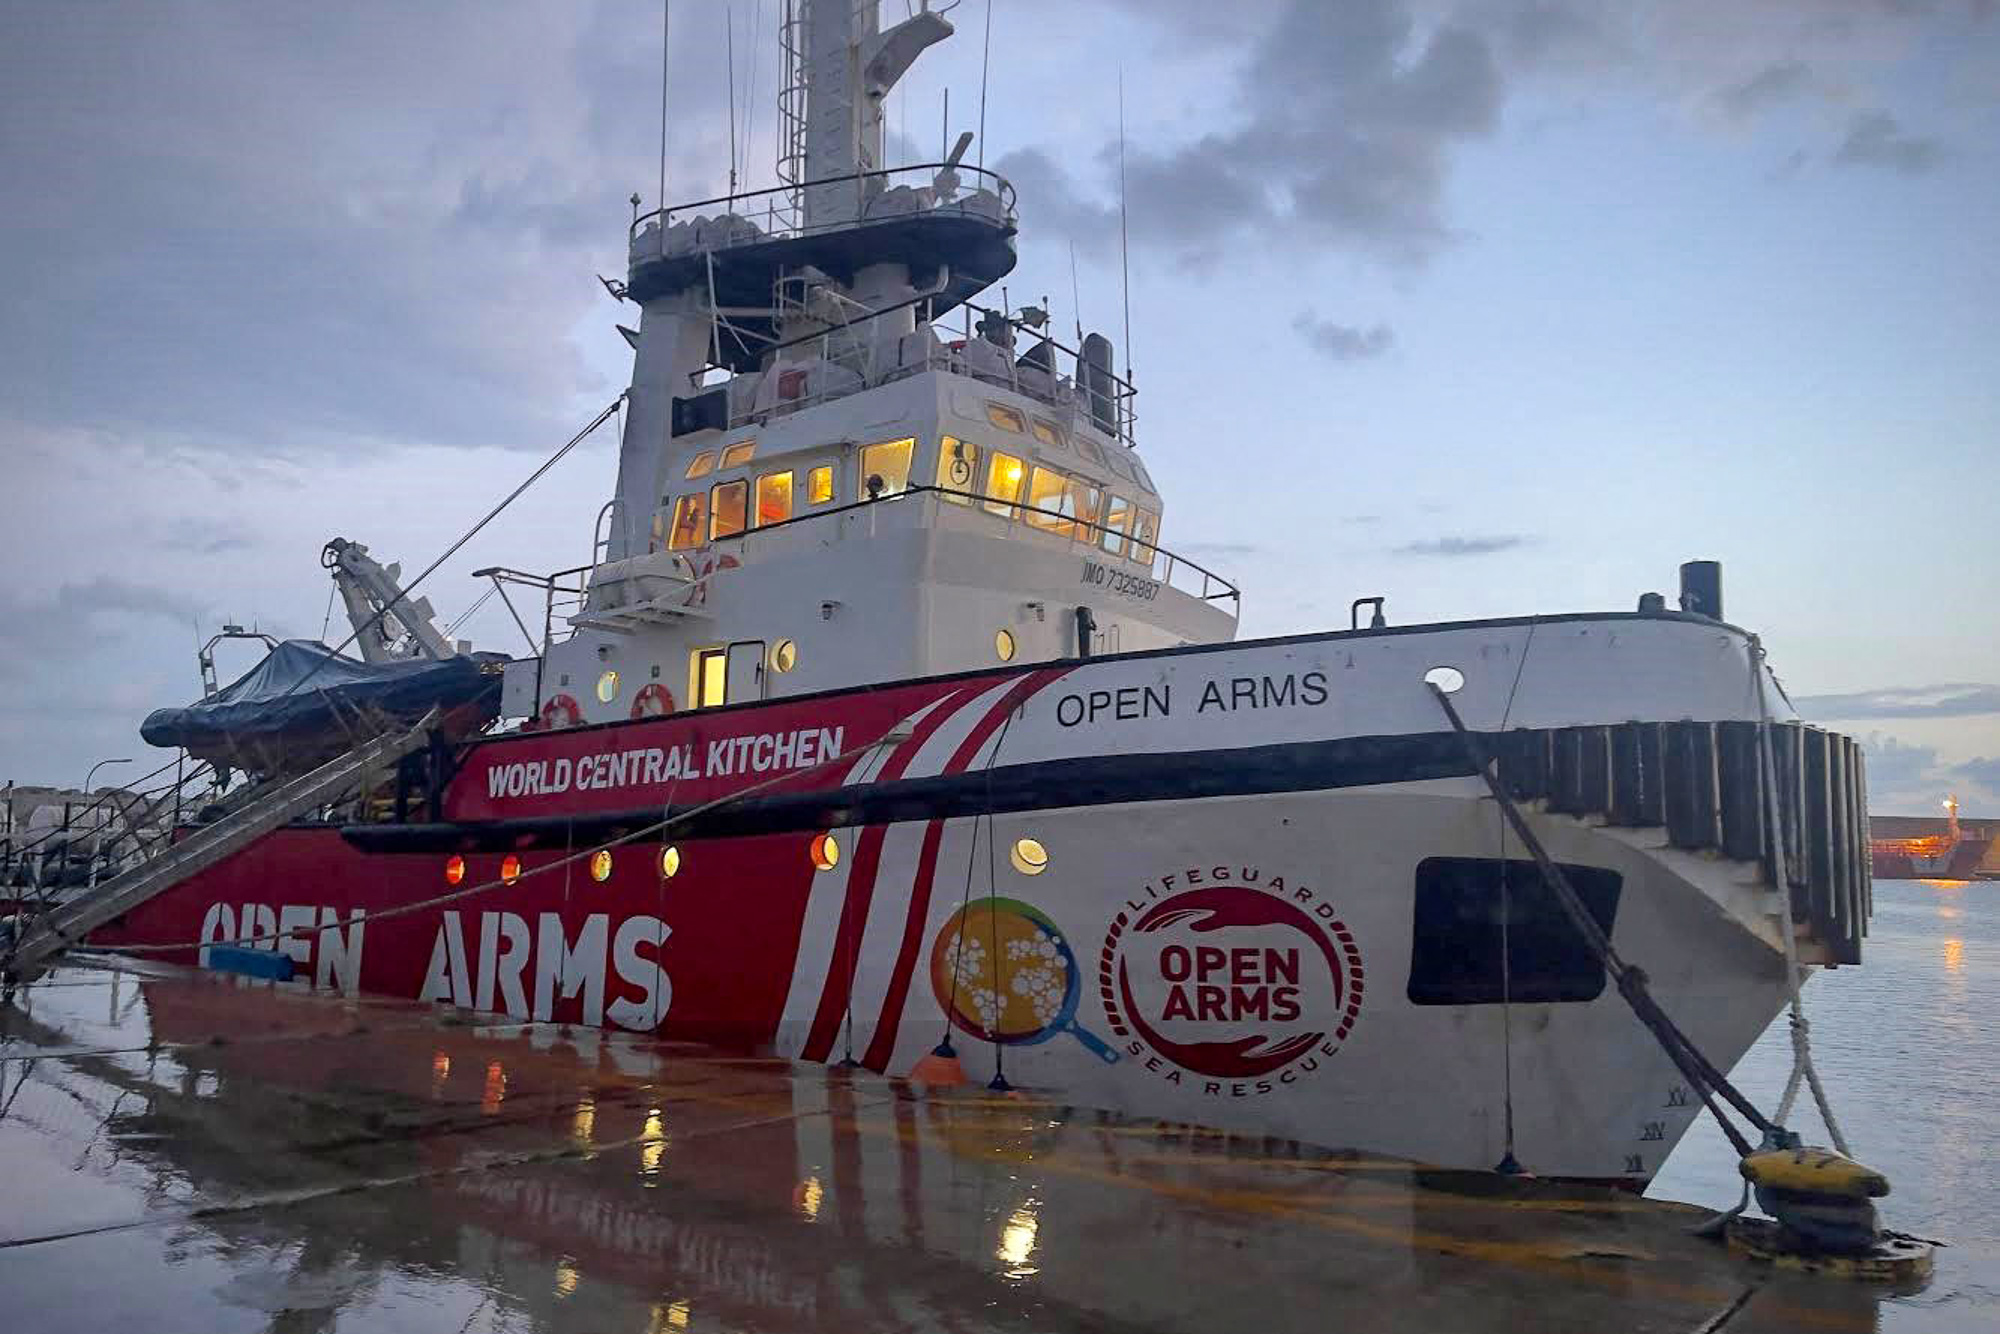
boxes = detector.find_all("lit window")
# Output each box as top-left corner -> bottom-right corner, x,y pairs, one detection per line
984,452 -> 1025,517
684,451 -> 716,479
938,436 -> 981,502
755,470 -> 794,527
444,855 -> 465,886
1010,838 -> 1049,875
1070,477 -> 1104,532
770,639 -> 797,673
595,669 -> 620,703
858,438 -> 915,499
1132,509 -> 1160,564
811,832 -> 841,871
692,647 -> 727,708
807,464 -> 835,505
589,849 -> 613,882
1100,494 -> 1132,556
660,845 -> 681,878
1030,419 -> 1063,450
709,478 -> 749,540
1025,466 -> 1075,536
995,628 -> 1016,661
500,855 -> 522,885
667,493 -> 708,551
985,402 -> 1025,434
720,440 -> 756,468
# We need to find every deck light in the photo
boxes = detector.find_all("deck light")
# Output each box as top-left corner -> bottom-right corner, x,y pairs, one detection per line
590,849 -> 614,882
444,855 -> 466,885
811,832 -> 841,871
660,845 -> 682,878
501,854 -> 522,885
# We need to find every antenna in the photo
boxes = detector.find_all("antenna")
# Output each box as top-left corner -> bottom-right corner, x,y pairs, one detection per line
657,0 -> 672,212
726,6 -> 738,192
977,0 -> 995,172
1117,69 -> 1133,382
1069,239 -> 1084,344
742,0 -> 762,191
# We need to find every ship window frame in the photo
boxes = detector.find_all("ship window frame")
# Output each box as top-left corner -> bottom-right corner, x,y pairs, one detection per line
667,493 -> 708,551
858,437 -> 916,500
985,402 -> 1026,434
938,435 -> 981,503
690,646 -> 728,709
754,469 -> 794,527
1024,466 -> 1074,535
684,450 -> 717,480
1030,418 -> 1064,451
1103,449 -> 1137,482
807,464 -> 835,506
984,451 -> 1026,517
709,478 -> 749,540
1069,430 -> 1107,468
1406,857 -> 1622,1006
719,440 -> 757,469
1099,494 -> 1133,556
1131,508 -> 1161,565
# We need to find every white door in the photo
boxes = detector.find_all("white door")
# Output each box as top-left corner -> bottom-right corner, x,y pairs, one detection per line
726,640 -> 766,703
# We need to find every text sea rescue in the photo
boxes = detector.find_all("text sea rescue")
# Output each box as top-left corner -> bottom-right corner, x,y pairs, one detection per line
486,725 -> 845,799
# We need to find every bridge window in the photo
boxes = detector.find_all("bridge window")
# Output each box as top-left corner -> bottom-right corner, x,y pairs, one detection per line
858,438 -> 914,499
1071,432 -> 1107,468
1030,418 -> 1063,451
807,464 -> 835,505
667,493 -> 708,550
1406,857 -> 1622,1005
1025,466 -> 1073,534
720,440 -> 756,469
938,436 -> 981,502
755,470 -> 794,526
986,402 -> 1025,434
984,451 -> 1025,516
691,647 -> 727,708
684,450 -> 716,480
1100,494 -> 1132,555
1132,509 -> 1160,564
1103,450 -> 1137,482
709,479 -> 749,540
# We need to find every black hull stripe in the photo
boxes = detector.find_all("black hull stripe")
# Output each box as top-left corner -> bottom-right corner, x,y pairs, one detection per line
339,731 -> 1481,855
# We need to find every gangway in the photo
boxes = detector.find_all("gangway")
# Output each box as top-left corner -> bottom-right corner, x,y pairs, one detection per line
2,709 -> 440,980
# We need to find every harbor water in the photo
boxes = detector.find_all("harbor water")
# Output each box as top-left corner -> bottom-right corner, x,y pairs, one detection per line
1653,878 -> 1998,1331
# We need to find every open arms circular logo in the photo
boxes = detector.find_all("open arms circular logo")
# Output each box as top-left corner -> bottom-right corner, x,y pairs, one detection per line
1100,882 -> 1363,1094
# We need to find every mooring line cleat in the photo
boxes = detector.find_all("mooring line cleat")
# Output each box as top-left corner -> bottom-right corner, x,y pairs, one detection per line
1739,1146 -> 1892,1255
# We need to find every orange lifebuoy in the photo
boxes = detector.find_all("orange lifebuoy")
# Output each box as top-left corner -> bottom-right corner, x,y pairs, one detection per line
540,693 -> 584,729
630,683 -> 676,718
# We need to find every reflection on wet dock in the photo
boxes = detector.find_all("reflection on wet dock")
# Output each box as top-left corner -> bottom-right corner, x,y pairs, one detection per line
1,961 -> 1892,1333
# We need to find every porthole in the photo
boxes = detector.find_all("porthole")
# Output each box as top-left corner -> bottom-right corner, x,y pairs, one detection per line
589,849 -> 614,882
660,845 -> 681,879
995,628 -> 1016,662
500,854 -> 523,885
444,855 -> 466,886
1010,837 -> 1049,876
811,832 -> 841,871
1423,666 -> 1466,695
770,639 -> 797,674
596,669 -> 621,703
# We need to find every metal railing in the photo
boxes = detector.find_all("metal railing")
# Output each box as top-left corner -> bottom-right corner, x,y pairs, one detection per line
629,162 -> 1018,258
3,752 -> 227,901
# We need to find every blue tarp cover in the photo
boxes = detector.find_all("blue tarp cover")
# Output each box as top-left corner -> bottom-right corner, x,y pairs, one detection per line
141,640 -> 499,751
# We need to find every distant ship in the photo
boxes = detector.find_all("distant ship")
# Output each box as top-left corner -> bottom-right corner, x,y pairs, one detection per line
1871,797 -> 1996,880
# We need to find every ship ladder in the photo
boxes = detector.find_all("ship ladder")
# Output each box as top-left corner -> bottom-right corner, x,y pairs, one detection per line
1,708 -> 441,983
1427,683 -> 1933,1283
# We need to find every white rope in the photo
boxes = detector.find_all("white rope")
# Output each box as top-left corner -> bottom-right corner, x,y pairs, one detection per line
1750,635 -> 1850,1155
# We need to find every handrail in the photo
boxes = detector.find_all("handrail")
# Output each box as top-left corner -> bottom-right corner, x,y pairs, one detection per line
630,161 -> 1017,243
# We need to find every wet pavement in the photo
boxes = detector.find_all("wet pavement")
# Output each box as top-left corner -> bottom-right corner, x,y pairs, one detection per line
1,960 -> 1902,1333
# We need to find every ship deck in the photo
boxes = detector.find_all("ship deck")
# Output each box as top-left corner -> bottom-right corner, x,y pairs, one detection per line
1,959 -> 1897,1333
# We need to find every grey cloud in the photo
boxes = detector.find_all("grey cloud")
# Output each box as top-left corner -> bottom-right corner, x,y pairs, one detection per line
1292,314 -> 1395,361
999,0 -> 1504,268
1832,110 -> 1942,173
1795,683 -> 2000,719
160,518 -> 255,556
1176,541 -> 1263,558
1952,756 -> 2000,788
1716,60 -> 1814,120
1394,535 -> 1534,557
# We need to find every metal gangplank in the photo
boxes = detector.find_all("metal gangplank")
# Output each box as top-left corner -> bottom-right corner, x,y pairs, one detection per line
3,711 -> 439,980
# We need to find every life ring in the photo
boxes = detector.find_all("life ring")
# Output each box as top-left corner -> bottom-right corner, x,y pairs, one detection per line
630,683 -> 676,718
540,693 -> 584,729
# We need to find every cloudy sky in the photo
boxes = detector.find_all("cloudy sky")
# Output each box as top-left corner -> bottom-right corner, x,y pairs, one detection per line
3,0 -> 1996,813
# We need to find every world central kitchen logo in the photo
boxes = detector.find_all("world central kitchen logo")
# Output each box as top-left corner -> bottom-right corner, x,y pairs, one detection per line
1098,874 -> 1364,1098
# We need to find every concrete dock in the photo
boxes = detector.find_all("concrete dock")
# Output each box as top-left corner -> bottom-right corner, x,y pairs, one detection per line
1,960 -> 1898,1333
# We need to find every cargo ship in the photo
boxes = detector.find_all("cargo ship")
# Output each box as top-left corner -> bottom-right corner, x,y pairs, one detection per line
1870,797 -> 1996,880
4,0 -> 1875,1184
